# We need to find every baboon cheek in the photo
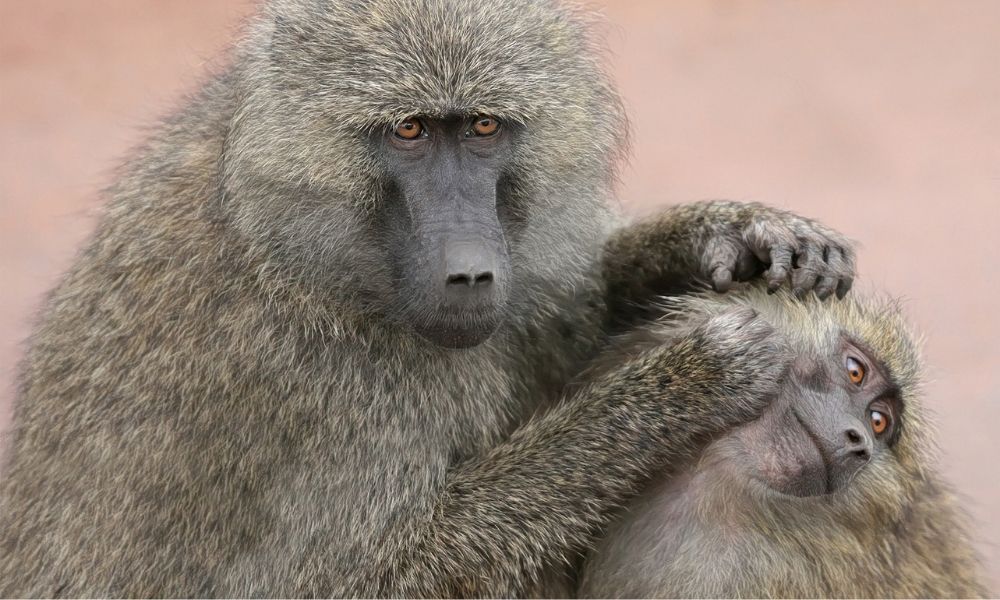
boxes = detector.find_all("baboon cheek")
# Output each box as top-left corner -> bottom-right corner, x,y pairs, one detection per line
736,407 -> 829,497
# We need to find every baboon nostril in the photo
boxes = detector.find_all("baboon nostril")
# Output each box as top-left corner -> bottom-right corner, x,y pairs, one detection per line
442,240 -> 499,293
843,426 -> 871,460
447,272 -> 493,288
447,274 -> 472,287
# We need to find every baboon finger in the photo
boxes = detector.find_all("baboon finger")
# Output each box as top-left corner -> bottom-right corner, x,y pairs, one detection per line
704,237 -> 741,292
834,246 -> 856,299
765,243 -> 795,294
814,275 -> 838,300
818,245 -> 850,300
836,277 -> 854,299
790,242 -> 822,298
743,218 -> 797,294
813,245 -> 838,299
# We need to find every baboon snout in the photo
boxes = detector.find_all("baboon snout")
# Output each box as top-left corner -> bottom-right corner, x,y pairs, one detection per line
836,423 -> 873,465
401,234 -> 510,349
443,241 -> 497,295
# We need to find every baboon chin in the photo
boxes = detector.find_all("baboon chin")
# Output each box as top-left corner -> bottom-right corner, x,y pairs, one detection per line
578,286 -> 988,599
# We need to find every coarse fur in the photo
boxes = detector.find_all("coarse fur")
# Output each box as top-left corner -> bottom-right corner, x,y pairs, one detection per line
1,0 -> 853,596
578,286 -> 989,598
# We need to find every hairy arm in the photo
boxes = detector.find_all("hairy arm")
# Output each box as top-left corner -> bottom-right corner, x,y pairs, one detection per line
382,308 -> 788,597
602,200 -> 856,322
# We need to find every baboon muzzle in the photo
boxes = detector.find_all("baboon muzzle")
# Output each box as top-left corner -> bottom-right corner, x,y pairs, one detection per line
399,189 -> 511,348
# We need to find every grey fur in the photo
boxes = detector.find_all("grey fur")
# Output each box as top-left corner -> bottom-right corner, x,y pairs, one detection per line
0,0 -> 852,596
578,287 -> 989,598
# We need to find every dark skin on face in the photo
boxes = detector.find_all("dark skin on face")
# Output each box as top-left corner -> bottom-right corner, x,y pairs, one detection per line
378,114 -> 513,348
733,337 -> 900,497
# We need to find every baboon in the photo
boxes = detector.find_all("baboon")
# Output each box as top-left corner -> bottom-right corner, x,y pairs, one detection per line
0,0 -> 855,596
577,287 -> 988,598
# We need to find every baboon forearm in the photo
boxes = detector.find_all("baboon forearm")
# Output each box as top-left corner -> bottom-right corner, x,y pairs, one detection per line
391,349 -> 724,596
602,200 -> 753,315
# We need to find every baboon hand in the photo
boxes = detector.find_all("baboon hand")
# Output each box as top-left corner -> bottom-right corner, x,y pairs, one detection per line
702,205 -> 856,299
671,306 -> 791,426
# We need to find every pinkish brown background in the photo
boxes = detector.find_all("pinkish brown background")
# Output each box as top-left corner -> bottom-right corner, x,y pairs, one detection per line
1,0 -> 998,589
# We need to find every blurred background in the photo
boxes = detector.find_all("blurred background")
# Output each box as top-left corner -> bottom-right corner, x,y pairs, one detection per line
1,0 -> 997,588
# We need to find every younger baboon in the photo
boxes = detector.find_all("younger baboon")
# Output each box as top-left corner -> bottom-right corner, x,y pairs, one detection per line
578,287 -> 988,598
0,0 -> 853,596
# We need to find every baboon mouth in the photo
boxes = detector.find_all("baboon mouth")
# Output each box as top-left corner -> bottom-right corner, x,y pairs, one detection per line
411,312 -> 502,349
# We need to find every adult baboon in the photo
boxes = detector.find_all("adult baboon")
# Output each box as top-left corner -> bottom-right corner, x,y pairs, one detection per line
0,0 -> 854,596
578,287 -> 988,598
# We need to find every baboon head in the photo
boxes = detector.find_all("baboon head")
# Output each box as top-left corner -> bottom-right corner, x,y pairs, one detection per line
218,0 -> 627,348
728,325 -> 906,498
579,287 -> 987,598
702,287 -> 928,504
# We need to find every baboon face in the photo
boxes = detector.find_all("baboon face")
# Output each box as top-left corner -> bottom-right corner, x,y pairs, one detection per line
729,337 -> 901,497
377,115 -> 515,348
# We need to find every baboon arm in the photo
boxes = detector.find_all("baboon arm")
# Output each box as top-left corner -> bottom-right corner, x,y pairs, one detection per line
603,201 -> 726,310
602,200 -> 856,321
383,347 -> 746,597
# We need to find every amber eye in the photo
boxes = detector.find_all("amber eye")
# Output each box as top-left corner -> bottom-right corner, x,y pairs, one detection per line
846,356 -> 866,385
471,115 -> 499,136
395,118 -> 424,140
870,409 -> 889,436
